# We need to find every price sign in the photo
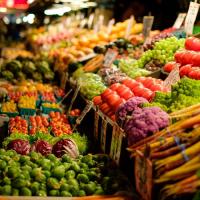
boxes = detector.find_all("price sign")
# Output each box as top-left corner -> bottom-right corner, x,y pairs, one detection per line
100,119 -> 108,153
163,65 -> 180,89
76,101 -> 93,125
88,13 -> 94,29
103,49 -> 118,68
184,1 -> 200,35
107,18 -> 115,34
125,15 -> 134,39
110,125 -> 124,165
135,150 -> 153,200
143,16 -> 154,39
173,13 -> 187,29
94,111 -> 99,141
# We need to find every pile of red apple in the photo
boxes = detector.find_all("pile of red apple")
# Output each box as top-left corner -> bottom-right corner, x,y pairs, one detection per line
49,111 -> 72,136
29,116 -> 49,135
164,37 -> 200,80
93,77 -> 168,121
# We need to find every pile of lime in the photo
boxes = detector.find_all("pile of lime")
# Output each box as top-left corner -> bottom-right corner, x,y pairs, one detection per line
0,149 -> 131,197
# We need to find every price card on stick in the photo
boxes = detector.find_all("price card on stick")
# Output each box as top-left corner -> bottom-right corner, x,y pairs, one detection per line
103,49 -> 118,68
100,119 -> 108,153
125,15 -> 134,39
163,65 -> 180,90
135,150 -> 153,200
88,13 -> 94,29
184,1 -> 200,35
143,16 -> 154,39
107,18 -> 115,35
173,13 -> 187,29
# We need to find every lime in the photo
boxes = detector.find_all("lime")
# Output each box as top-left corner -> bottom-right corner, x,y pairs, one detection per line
36,190 -> 47,197
47,177 -> 60,190
12,178 -> 27,188
77,190 -> 86,197
77,174 -> 89,184
60,191 -> 72,197
60,183 -> 70,191
12,188 -> 19,196
31,182 -> 40,194
0,160 -> 7,170
20,187 -> 32,196
65,170 -> 76,179
7,167 -> 20,178
44,170 -> 51,178
2,177 -> 11,185
2,185 -> 11,195
52,165 -> 65,179
62,155 -> 72,163
49,189 -> 59,196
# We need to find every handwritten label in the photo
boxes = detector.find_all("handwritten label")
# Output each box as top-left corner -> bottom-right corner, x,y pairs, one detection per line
135,150 -> 153,200
173,13 -> 186,29
103,49 -> 118,68
163,65 -> 180,89
67,84 -> 80,115
100,119 -> 108,153
143,16 -> 154,39
125,15 -> 134,39
94,111 -> 99,141
110,125 -> 124,164
88,13 -> 94,29
76,101 -> 93,125
107,18 -> 115,34
184,1 -> 200,35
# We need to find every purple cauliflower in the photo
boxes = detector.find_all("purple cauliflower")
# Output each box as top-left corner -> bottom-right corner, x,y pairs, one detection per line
124,107 -> 169,146
116,97 -> 148,127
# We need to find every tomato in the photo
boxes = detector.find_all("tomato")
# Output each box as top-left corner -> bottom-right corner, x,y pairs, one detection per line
149,84 -> 163,92
122,79 -> 137,89
174,51 -> 184,64
179,65 -> 192,77
106,93 -> 121,108
116,85 -> 129,95
109,83 -> 121,91
111,115 -> 116,121
188,69 -> 198,79
70,110 -> 76,116
130,82 -> 143,91
182,51 -> 194,65
93,96 -> 103,106
132,85 -> 144,96
112,98 -> 126,112
101,88 -> 113,102
185,37 -> 200,51
55,112 -> 60,118
118,89 -> 134,100
191,53 -> 200,66
74,109 -> 81,115
135,77 -> 147,83
163,62 -> 177,73
140,88 -> 153,100
99,103 -> 111,114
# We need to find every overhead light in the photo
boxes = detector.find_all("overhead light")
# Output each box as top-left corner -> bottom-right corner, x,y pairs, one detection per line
0,7 -> 7,13
28,0 -> 35,4
3,16 -> 9,24
23,13 -> 35,23
44,6 -> 71,16
86,2 -> 97,7
59,0 -> 88,2
16,18 -> 22,24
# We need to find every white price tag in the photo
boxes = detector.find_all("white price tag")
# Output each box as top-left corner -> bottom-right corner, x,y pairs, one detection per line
163,65 -> 180,89
88,13 -> 94,29
184,1 -> 200,35
125,15 -> 134,39
103,49 -> 118,68
173,13 -> 186,29
143,16 -> 154,39
107,18 -> 115,34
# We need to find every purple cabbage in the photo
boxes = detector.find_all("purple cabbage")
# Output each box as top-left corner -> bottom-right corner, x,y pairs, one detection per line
124,107 -> 169,146
7,139 -> 31,155
31,140 -> 52,156
116,97 -> 148,127
52,139 -> 79,158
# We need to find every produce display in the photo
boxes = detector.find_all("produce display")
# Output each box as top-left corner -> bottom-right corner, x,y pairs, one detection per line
0,150 -> 131,197
1,101 -> 18,113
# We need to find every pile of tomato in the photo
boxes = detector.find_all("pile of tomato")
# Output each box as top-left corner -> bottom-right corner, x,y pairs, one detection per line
49,111 -> 72,136
29,116 -> 49,135
9,116 -> 28,134
93,77 -> 169,120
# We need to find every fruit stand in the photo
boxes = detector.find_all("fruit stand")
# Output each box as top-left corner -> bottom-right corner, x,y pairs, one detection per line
1,5 -> 200,200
